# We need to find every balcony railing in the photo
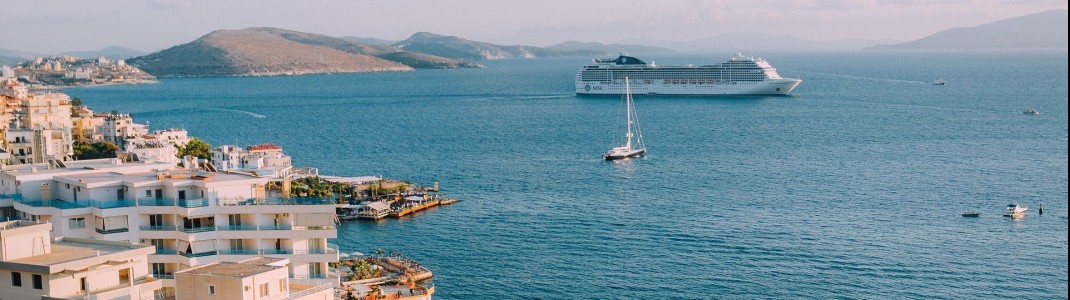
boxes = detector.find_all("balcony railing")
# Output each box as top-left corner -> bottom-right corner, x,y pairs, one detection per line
140,225 -> 178,231
217,249 -> 261,255
261,249 -> 293,255
154,249 -> 178,255
258,225 -> 293,230
284,283 -> 332,300
89,199 -> 136,209
16,199 -> 86,209
218,197 -> 336,206
179,226 -> 216,233
178,198 -> 208,208
138,198 -> 175,206
216,225 -> 258,231
95,227 -> 129,234
150,273 -> 175,280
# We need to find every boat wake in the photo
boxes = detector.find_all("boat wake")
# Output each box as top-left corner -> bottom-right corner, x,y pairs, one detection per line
204,107 -> 266,118
793,70 -> 931,85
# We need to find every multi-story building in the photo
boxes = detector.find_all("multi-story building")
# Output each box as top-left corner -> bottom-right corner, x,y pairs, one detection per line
0,159 -> 340,291
174,257 -> 332,300
211,143 -> 293,179
101,113 -> 148,146
0,219 -> 165,300
4,128 -> 70,165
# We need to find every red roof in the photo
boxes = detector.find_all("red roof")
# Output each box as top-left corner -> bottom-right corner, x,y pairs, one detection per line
247,143 -> 281,151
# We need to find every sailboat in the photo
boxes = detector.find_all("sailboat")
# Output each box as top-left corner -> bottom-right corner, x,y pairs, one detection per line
603,77 -> 646,160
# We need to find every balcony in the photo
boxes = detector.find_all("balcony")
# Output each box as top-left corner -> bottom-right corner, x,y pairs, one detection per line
177,198 -> 208,208
258,225 -> 293,230
179,226 -> 216,233
216,225 -> 258,231
138,199 -> 175,206
95,227 -> 130,234
261,249 -> 293,255
217,249 -> 261,255
217,197 -> 336,206
17,199 -> 86,209
140,225 -> 178,231
150,273 -> 175,280
89,199 -> 136,209
154,249 -> 179,255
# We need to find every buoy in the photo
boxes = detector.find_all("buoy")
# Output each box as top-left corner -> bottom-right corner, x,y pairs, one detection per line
1039,203 -> 1044,215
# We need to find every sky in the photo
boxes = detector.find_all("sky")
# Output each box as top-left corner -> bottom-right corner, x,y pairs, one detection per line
2,0 -> 1067,54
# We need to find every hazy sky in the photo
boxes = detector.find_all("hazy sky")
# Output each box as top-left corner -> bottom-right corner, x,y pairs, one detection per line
3,0 -> 1066,54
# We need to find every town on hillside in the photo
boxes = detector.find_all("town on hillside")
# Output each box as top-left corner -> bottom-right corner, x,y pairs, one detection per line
3,54 -> 156,88
0,78 -> 439,300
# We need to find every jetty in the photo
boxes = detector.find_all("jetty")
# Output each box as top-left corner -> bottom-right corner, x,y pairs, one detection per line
329,178 -> 460,220
335,251 -> 436,300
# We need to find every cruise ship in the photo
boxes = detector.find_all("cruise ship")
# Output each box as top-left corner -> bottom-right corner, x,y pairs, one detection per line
575,53 -> 802,95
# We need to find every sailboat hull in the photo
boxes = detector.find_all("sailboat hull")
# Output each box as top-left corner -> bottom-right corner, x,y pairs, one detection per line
603,149 -> 646,160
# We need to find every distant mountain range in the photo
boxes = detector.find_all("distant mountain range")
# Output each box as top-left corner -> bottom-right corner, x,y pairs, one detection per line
126,27 -> 481,77
545,41 -> 674,55
868,10 -> 1068,50
0,48 -> 37,65
393,32 -> 604,60
623,33 -> 899,52
341,36 -> 397,46
59,46 -> 148,60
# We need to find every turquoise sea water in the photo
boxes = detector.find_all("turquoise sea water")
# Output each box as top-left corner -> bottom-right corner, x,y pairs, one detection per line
69,51 -> 1068,299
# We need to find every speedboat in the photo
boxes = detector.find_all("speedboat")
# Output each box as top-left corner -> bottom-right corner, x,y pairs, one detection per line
932,79 -> 946,85
1003,203 -> 1027,218
1023,108 -> 1039,115
961,211 -> 981,217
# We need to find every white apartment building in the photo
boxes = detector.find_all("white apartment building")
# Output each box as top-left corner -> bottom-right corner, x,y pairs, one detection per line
5,128 -> 71,164
174,257 -> 332,300
101,114 -> 148,146
211,143 -> 293,179
0,220 -> 164,300
19,93 -> 73,130
0,159 -> 340,290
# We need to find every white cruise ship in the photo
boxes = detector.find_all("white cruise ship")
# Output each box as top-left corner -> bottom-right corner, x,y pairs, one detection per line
575,53 -> 802,95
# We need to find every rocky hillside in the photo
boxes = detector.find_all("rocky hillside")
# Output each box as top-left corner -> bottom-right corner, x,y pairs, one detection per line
127,27 -> 480,77
869,10 -> 1068,50
394,32 -> 604,60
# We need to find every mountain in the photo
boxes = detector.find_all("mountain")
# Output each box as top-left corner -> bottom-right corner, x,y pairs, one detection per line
341,36 -> 397,46
127,27 -> 480,77
623,33 -> 898,52
59,46 -> 148,60
868,10 -> 1068,50
546,41 -> 675,55
394,32 -> 604,60
0,48 -> 38,65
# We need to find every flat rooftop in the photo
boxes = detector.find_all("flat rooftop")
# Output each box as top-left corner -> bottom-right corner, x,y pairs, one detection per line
2,238 -> 153,273
54,169 -> 265,187
179,261 -> 282,278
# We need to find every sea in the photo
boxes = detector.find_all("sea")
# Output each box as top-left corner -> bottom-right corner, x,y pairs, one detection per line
68,50 -> 1068,299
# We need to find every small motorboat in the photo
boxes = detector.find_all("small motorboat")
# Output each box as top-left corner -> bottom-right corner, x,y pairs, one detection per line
1023,108 -> 1039,115
932,79 -> 946,85
1003,203 -> 1028,218
961,211 -> 982,217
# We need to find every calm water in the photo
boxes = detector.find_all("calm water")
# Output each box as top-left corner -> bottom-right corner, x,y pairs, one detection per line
69,51 -> 1068,299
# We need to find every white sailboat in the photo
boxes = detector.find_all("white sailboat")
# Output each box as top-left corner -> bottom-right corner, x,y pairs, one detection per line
603,77 -> 646,160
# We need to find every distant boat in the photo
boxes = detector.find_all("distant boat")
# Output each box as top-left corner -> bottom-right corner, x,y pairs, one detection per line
1003,203 -> 1028,218
961,211 -> 982,217
932,79 -> 946,85
603,77 -> 646,160
1023,108 -> 1039,115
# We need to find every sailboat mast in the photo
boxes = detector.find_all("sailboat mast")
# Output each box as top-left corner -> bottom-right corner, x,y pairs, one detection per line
624,77 -> 633,149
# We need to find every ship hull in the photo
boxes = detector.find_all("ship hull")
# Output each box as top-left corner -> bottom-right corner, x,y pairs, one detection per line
576,79 -> 802,95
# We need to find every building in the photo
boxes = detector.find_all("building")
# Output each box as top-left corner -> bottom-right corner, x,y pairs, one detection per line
0,159 -> 340,291
4,128 -> 71,165
101,113 -> 148,146
175,257 -> 332,300
0,220 -> 165,300
211,143 -> 293,179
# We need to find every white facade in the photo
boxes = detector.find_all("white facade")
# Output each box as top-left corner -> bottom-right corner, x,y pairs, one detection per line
211,144 -> 293,179
101,114 -> 148,146
5,128 -> 71,164
0,159 -> 340,289
0,220 -> 163,300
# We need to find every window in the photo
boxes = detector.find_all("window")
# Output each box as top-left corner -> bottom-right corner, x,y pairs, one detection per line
279,278 -> 286,292
146,190 -> 152,197
32,274 -> 42,289
259,282 -> 268,297
80,277 -> 87,292
12,271 -> 21,286
208,285 -> 216,295
69,217 -> 86,229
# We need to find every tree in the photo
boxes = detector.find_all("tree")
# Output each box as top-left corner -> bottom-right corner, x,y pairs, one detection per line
177,138 -> 211,159
72,140 -> 120,160
70,97 -> 83,107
